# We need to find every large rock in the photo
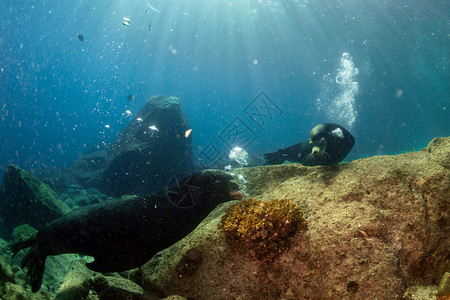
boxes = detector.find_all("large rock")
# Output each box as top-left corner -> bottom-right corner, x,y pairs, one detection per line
140,137 -> 450,299
70,151 -> 108,188
0,165 -> 71,239
101,95 -> 194,196
0,255 -> 15,284
35,166 -> 77,195
54,259 -> 92,300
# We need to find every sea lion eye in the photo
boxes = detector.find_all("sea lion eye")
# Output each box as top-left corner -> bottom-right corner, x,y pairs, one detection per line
316,137 -> 326,146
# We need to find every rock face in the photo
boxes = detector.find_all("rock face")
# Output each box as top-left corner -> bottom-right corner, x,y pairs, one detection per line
101,95 -> 194,196
71,151 -> 108,188
140,137 -> 450,299
0,165 -> 71,239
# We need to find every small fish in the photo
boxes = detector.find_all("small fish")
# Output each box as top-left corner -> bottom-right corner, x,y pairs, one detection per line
149,125 -> 159,132
136,118 -> 143,122
77,34 -> 84,41
357,230 -> 369,238
122,17 -> 130,26
127,94 -> 135,102
148,23 -> 152,31
185,129 -> 192,138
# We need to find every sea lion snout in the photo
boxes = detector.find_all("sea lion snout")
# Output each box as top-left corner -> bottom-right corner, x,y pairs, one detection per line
312,146 -> 322,157
228,180 -> 242,200
230,191 -> 242,200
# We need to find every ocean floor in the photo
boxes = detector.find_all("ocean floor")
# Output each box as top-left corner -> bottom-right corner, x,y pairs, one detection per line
0,136 -> 449,299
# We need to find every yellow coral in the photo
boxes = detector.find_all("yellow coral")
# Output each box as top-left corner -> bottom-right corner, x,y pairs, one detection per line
220,198 -> 307,262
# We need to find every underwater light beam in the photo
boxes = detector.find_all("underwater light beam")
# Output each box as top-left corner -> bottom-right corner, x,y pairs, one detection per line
146,2 -> 161,13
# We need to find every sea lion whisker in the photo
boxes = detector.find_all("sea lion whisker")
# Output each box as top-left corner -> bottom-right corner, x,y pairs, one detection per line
304,152 -> 316,163
323,151 -> 331,162
319,153 -> 326,164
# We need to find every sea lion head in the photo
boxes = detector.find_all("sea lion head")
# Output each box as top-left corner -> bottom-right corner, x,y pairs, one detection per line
306,123 -> 355,166
309,123 -> 328,158
166,170 -> 242,210
227,179 -> 243,200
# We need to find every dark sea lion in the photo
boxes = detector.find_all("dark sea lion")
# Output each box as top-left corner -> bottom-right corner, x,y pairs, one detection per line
9,169 -> 242,293
264,123 -> 355,166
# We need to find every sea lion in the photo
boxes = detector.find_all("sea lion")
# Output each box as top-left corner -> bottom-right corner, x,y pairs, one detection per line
264,123 -> 355,166
9,169 -> 242,292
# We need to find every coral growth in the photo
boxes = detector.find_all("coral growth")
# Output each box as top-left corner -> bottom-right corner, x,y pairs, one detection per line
220,198 -> 307,262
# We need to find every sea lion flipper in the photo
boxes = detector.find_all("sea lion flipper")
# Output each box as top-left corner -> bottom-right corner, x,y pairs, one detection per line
264,150 -> 286,165
8,236 -> 45,292
21,246 -> 46,293
264,141 -> 312,165
8,236 -> 36,258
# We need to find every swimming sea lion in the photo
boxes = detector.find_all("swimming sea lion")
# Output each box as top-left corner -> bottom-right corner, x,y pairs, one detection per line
264,123 -> 355,166
9,169 -> 242,292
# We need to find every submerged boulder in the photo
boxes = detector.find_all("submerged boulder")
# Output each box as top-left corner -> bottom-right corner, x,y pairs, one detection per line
0,165 -> 70,239
140,137 -> 450,299
71,150 -> 108,188
35,166 -> 77,195
101,95 -> 194,196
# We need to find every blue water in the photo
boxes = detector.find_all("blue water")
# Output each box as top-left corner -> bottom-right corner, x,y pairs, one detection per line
0,0 -> 449,181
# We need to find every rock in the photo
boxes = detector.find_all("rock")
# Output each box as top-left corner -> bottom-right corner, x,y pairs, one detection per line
0,255 -> 15,283
101,95 -> 194,196
436,272 -> 450,298
88,273 -> 157,300
54,259 -> 92,300
162,296 -> 187,300
0,165 -> 71,239
0,282 -> 30,300
120,194 -> 139,201
98,275 -> 144,299
88,273 -> 109,294
403,285 -> 438,299
35,166 -> 77,195
71,151 -> 108,188
140,137 -> 450,299
31,289 -> 54,300
0,239 -> 8,256
60,187 -> 110,208
11,224 -> 38,243
41,254 -> 83,296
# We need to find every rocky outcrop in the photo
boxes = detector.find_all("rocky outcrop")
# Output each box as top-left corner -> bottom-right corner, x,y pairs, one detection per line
54,259 -> 92,300
140,137 -> 450,299
1,137 -> 448,299
70,151 -> 108,188
0,165 -> 71,239
36,166 -> 77,195
31,95 -> 194,197
60,186 -> 112,209
101,95 -> 194,197
55,261 -> 159,300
